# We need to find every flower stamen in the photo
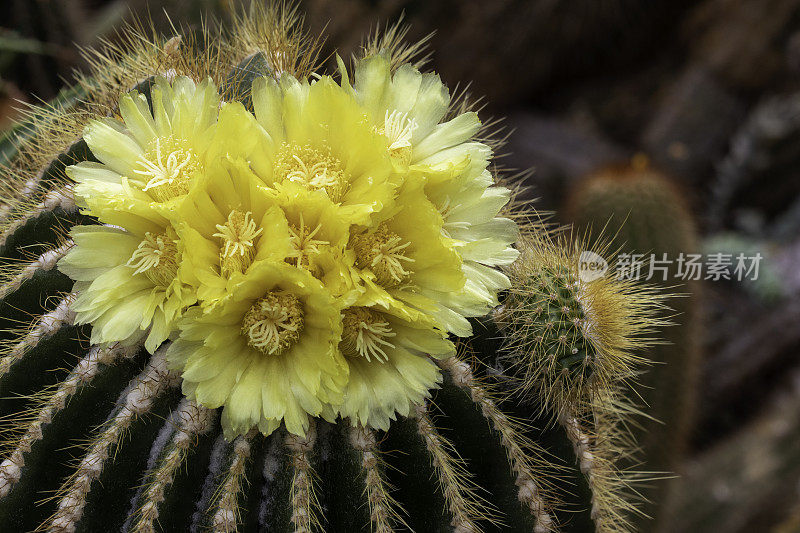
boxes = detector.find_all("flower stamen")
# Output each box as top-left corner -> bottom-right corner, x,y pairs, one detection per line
212,210 -> 263,277
350,224 -> 414,287
378,110 -> 418,165
241,291 -> 304,355
126,229 -> 180,287
274,143 -> 348,202
381,110 -> 418,151
134,137 -> 199,202
287,214 -> 328,271
340,307 -> 396,362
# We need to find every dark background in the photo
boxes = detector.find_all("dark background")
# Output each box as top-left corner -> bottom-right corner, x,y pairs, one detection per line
2,1 -> 799,531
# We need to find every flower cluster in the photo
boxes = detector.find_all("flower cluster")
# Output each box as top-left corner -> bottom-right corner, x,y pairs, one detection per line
59,56 -> 518,438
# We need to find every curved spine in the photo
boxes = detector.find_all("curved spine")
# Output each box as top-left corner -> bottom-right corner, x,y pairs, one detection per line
0,185 -> 77,250
0,342 -> 139,498
0,241 -> 73,301
132,398 -> 214,533
349,425 -> 407,533
285,422 -> 319,533
413,403 -> 496,533
560,410 -> 602,526
211,431 -> 256,533
0,293 -> 77,378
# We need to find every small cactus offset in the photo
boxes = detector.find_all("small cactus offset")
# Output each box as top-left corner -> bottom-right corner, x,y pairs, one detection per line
565,159 -> 702,529
494,234 -> 665,532
0,4 -> 667,532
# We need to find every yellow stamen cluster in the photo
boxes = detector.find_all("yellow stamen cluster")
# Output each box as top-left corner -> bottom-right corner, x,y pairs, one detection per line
287,215 -> 328,272
135,137 -> 200,202
274,143 -> 348,202
126,229 -> 180,288
213,210 -> 264,277
340,307 -> 396,362
350,224 -> 414,287
379,109 -> 417,164
241,291 -> 305,355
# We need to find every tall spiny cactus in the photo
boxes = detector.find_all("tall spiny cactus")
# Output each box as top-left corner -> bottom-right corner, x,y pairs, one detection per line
565,159 -> 702,530
0,4 -> 665,532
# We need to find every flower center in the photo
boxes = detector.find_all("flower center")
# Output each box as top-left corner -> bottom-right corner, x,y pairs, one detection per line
134,136 -> 200,202
378,109 -> 417,165
241,291 -> 304,355
287,214 -> 328,272
273,143 -> 348,202
126,228 -> 180,287
340,307 -> 396,362
212,210 -> 263,277
350,224 -> 414,287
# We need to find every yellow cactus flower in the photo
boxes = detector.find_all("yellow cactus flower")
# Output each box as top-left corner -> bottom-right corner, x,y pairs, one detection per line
59,198 -> 196,353
166,262 -> 347,438
60,50 -> 518,438
337,301 -> 455,429
342,55 -> 519,335
267,180 -> 354,296
67,75 -> 221,207
346,181 -> 467,332
177,154 -> 294,305
250,75 -> 397,226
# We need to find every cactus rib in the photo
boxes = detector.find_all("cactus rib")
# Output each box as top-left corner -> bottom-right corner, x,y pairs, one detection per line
285,422 -> 320,533
40,346 -> 179,532
0,241 -> 73,302
0,293 -> 76,378
0,342 -> 139,498
439,356 -> 556,532
348,425 -> 407,533
0,185 -> 77,251
210,430 -> 256,533
413,402 -> 498,532
131,398 -> 214,533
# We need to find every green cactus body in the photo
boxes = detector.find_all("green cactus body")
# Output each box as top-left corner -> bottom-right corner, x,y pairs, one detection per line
494,235 -> 663,533
512,264 -> 595,394
0,346 -> 567,532
565,161 -> 702,529
0,6 -> 664,533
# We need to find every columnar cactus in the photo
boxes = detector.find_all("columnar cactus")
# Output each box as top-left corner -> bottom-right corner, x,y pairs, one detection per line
0,4 -> 665,532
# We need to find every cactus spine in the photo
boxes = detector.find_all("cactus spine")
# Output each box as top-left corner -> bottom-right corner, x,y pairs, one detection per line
496,234 -> 665,532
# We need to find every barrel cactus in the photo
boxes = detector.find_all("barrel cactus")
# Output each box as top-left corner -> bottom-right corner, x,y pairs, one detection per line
0,4 -> 665,532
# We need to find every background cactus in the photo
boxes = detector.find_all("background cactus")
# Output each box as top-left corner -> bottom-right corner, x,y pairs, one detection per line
564,159 -> 703,530
0,5 -> 665,533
